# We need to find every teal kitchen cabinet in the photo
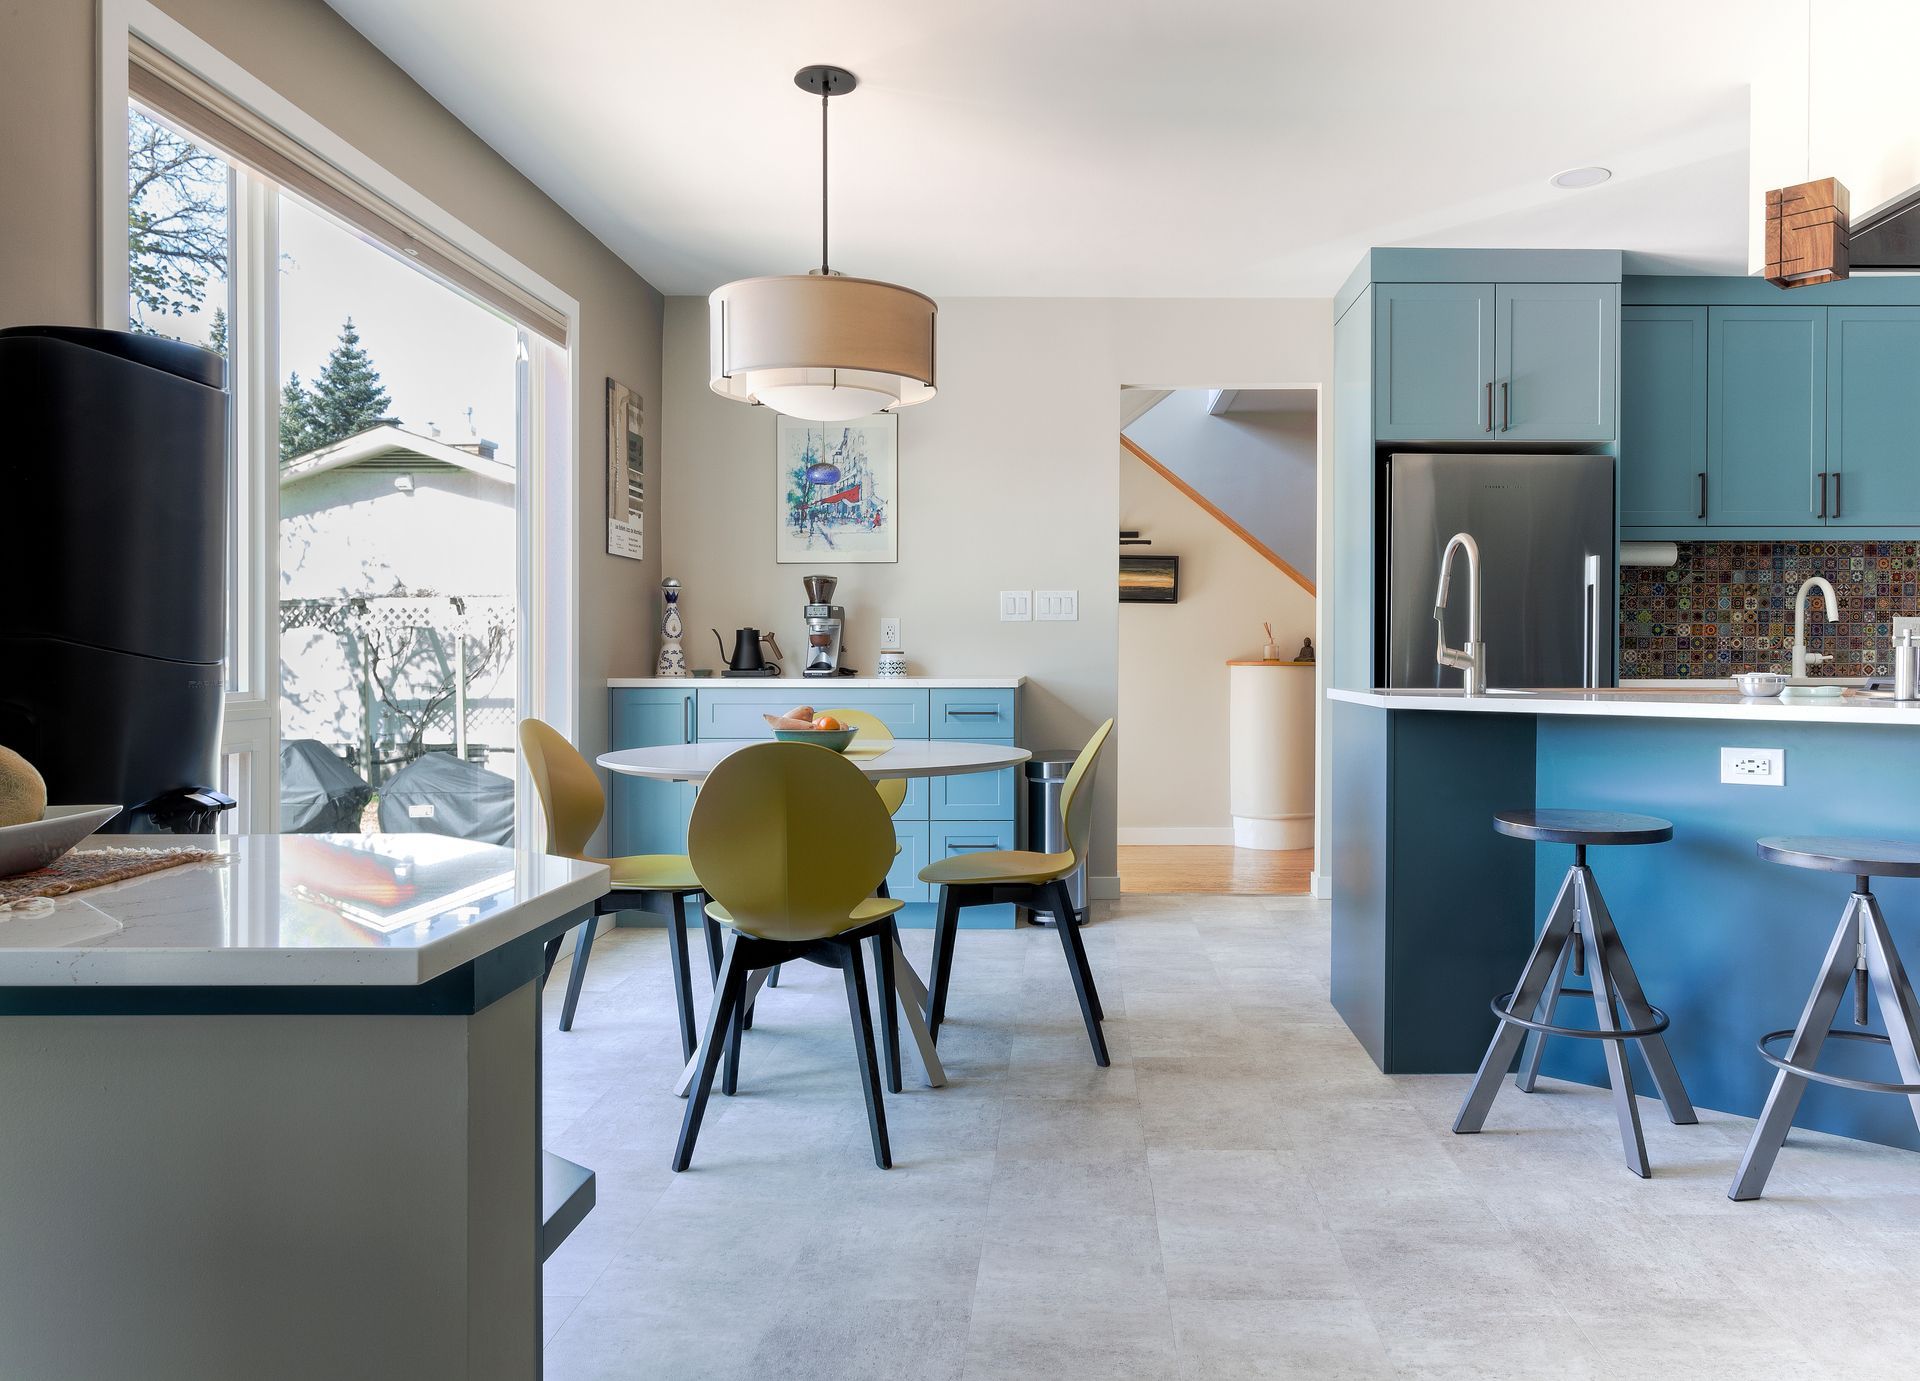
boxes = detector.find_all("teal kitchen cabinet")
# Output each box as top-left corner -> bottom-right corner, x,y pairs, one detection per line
1619,306 -> 1708,529
1707,306 -> 1827,527
1374,280 -> 1617,443
608,688 -> 695,860
1827,307 -> 1920,528
1494,283 -> 1618,442
1373,283 -> 1496,441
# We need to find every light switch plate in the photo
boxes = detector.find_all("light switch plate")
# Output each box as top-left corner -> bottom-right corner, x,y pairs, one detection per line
1000,591 -> 1032,621
1036,589 -> 1078,621
1720,746 -> 1784,787
879,617 -> 902,650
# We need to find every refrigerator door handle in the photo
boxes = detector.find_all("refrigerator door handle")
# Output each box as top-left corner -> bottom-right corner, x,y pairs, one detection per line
1582,554 -> 1603,688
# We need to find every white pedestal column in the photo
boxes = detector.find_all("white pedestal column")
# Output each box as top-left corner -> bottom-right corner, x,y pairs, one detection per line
1229,660 -> 1315,851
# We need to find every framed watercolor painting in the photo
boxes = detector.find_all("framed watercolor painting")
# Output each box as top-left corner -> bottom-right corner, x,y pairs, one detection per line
775,412 -> 898,564
1119,554 -> 1179,603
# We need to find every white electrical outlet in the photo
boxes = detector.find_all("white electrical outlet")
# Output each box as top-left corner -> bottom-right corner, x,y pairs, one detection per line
1720,747 -> 1785,787
1036,589 -> 1079,621
1000,590 -> 1032,621
879,617 -> 902,650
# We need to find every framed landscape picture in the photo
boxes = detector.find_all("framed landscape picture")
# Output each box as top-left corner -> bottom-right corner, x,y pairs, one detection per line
606,378 -> 644,560
1119,554 -> 1179,603
775,412 -> 898,564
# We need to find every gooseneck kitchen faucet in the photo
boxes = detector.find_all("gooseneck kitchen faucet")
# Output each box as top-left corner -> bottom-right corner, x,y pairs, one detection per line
1792,575 -> 1838,679
1434,531 -> 1486,695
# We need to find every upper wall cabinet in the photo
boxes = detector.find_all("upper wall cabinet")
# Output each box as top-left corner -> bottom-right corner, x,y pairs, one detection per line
1827,307 -> 1920,528
1620,306 -> 1707,528
1706,306 -> 1826,527
1373,281 -> 1617,443
1373,283 -> 1495,440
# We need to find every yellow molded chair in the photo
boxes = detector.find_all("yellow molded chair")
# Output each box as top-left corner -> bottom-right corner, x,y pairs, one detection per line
760,707 -> 907,998
519,718 -> 704,1053
676,741 -> 904,1171
920,718 -> 1114,1066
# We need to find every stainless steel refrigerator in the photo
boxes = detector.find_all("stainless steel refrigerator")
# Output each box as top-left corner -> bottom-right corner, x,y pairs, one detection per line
1381,452 -> 1615,690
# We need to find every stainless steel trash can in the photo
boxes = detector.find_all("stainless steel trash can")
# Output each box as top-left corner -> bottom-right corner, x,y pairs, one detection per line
1024,751 -> 1088,924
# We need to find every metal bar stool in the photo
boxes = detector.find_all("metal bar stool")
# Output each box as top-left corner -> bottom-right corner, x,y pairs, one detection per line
1730,837 -> 1920,1201
1454,810 -> 1698,1177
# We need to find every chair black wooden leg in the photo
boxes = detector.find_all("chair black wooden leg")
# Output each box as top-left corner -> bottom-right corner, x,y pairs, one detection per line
1049,880 -> 1109,1067
926,885 -> 961,1041
767,964 -> 781,988
839,939 -> 892,1169
702,908 -> 722,983
674,934 -> 747,1172
723,971 -> 746,1096
667,892 -> 697,1062
873,923 -> 902,1094
1050,880 -> 1102,1021
558,912 -> 599,1032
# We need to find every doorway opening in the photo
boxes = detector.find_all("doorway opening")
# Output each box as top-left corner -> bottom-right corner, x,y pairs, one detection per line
1116,387 -> 1319,896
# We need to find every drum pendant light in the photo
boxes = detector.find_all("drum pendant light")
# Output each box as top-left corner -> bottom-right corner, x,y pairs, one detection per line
709,66 -> 937,422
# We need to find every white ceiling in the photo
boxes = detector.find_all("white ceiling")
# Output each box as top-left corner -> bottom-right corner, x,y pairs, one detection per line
324,0 -> 1793,297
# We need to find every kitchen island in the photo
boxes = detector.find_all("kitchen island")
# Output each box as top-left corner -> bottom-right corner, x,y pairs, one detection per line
1330,685 -> 1920,1152
0,833 -> 606,1381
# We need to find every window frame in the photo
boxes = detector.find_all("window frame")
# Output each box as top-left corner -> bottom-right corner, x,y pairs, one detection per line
99,0 -> 580,848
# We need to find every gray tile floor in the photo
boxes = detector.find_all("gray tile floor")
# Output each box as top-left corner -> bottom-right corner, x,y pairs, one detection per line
541,895 -> 1920,1380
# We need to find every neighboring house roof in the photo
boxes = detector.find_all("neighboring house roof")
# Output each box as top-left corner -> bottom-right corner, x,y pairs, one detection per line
281,424 -> 514,488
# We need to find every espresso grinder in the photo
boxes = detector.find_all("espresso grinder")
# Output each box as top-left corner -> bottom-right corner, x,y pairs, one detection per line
802,574 -> 847,677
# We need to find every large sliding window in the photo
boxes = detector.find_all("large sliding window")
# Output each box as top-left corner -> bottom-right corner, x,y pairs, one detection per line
116,29 -> 574,844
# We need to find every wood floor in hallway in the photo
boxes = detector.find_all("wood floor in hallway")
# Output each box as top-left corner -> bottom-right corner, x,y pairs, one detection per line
1118,844 -> 1312,895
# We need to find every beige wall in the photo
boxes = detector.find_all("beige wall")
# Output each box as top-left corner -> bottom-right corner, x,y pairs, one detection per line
1117,446 -> 1315,839
0,0 -> 665,825
661,296 -> 1335,885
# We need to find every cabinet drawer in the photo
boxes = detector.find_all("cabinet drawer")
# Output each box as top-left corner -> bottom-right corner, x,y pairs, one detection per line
696,688 -> 930,739
884,823 -> 930,903
895,774 -> 928,820
929,688 -> 1016,738
930,751 -> 1018,821
930,821 -> 1018,863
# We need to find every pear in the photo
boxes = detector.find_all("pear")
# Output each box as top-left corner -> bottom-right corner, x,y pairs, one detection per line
0,745 -> 47,828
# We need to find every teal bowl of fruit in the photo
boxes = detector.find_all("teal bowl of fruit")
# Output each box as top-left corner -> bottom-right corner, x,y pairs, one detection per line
771,725 -> 858,753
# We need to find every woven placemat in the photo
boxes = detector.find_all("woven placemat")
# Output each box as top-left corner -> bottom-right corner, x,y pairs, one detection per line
0,847 -> 223,910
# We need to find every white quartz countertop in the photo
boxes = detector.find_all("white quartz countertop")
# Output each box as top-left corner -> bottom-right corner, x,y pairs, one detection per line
1329,685 -> 1920,726
0,834 -> 607,987
607,675 -> 1025,689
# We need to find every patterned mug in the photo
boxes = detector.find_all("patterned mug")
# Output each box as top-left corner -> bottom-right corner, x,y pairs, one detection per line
877,650 -> 907,678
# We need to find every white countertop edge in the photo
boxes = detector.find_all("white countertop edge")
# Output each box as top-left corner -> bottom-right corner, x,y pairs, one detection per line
0,859 -> 611,989
1328,687 -> 1920,726
607,676 -> 1026,689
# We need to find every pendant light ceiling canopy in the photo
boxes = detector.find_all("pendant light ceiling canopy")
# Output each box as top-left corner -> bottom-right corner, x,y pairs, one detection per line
709,66 -> 937,422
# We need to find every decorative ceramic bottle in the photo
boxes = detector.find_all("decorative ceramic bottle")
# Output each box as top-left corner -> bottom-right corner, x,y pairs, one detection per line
656,578 -> 687,677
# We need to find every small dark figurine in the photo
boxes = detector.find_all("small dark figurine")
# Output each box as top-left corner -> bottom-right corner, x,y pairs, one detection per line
1295,637 -> 1316,663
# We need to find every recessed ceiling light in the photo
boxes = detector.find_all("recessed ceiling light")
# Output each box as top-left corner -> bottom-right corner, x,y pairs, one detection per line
1550,166 -> 1612,190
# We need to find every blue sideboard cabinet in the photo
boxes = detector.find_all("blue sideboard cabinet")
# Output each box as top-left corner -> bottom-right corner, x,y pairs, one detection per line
609,681 -> 1021,928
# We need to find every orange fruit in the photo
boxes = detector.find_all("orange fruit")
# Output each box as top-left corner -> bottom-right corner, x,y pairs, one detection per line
812,715 -> 843,732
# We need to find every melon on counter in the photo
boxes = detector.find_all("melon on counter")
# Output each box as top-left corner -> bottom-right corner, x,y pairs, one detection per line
0,745 -> 47,828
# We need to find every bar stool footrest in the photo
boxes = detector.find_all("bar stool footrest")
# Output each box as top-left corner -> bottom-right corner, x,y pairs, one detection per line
1491,988 -> 1671,1041
1756,1029 -> 1920,1096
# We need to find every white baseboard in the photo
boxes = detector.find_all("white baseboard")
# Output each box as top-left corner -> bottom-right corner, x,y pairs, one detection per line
1088,875 -> 1121,901
1310,870 -> 1331,899
1117,827 -> 1237,846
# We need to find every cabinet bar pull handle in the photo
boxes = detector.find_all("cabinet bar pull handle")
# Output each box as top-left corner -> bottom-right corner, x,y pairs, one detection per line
683,696 -> 694,743
1485,381 -> 1494,433
1500,380 -> 1510,432
1817,471 -> 1828,519
1833,470 -> 1841,518
946,708 -> 1001,717
1697,472 -> 1707,521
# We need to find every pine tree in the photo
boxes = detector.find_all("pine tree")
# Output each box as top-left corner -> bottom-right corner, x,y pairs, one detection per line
207,307 -> 228,358
305,317 -> 397,446
280,372 -> 320,463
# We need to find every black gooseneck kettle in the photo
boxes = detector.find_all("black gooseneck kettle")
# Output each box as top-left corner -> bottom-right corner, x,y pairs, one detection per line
713,627 -> 780,674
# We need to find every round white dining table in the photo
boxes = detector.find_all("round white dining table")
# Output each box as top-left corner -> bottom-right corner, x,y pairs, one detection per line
595,738 -> 1031,1095
597,738 -> 1030,784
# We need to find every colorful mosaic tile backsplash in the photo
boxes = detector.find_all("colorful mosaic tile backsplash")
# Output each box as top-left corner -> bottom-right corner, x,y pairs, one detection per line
1619,541 -> 1920,680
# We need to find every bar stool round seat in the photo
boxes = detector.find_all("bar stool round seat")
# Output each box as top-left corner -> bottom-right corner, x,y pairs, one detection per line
1756,836 -> 1920,877
1730,837 -> 1920,1202
1455,806 -> 1697,1178
1494,810 -> 1673,846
